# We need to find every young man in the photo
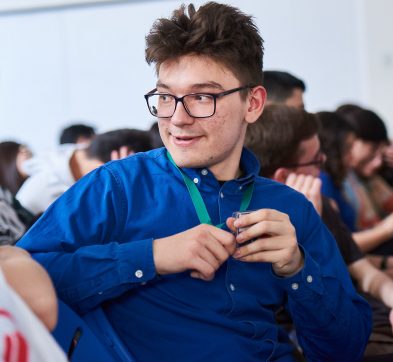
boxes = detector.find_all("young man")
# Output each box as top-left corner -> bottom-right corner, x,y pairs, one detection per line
18,3 -> 371,361
246,104 -> 393,356
59,123 -> 96,145
263,70 -> 306,109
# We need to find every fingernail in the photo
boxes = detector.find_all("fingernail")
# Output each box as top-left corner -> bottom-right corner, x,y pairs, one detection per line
234,250 -> 241,258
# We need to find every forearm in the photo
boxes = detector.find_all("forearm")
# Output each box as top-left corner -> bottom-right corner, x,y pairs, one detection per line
0,246 -> 58,330
352,223 -> 392,252
350,259 -> 393,309
31,239 -> 157,314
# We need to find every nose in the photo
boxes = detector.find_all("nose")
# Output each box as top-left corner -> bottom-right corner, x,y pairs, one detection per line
170,100 -> 195,126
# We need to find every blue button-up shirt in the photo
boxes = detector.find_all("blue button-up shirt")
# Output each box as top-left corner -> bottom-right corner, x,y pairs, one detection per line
18,148 -> 371,362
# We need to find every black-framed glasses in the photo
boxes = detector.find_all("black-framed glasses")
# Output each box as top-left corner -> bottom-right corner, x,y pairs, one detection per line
285,149 -> 326,168
144,85 -> 254,119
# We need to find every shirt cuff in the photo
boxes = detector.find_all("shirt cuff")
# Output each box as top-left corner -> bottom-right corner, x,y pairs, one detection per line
116,238 -> 157,284
271,246 -> 324,299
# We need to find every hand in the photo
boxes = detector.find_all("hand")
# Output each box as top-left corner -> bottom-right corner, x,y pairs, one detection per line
285,173 -> 322,215
379,213 -> 393,240
153,224 -> 236,281
110,146 -> 134,160
227,209 -> 303,277
383,143 -> 393,168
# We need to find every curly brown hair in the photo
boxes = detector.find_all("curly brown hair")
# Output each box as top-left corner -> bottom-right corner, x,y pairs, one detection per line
145,2 -> 264,88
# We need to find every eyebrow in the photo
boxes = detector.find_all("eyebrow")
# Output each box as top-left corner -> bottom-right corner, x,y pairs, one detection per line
155,81 -> 225,92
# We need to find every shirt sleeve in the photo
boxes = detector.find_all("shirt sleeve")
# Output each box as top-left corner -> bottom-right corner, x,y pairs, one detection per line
275,199 -> 372,362
17,166 -> 157,314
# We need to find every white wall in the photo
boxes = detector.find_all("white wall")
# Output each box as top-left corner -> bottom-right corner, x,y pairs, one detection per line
0,0 -> 387,153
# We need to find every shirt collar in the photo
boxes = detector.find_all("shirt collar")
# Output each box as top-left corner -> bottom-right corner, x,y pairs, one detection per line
165,147 -> 260,187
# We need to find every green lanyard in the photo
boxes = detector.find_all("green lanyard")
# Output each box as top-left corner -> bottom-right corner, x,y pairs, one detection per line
167,151 -> 254,228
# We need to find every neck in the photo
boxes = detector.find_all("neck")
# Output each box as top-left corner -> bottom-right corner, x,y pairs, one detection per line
71,150 -> 103,180
209,149 -> 244,181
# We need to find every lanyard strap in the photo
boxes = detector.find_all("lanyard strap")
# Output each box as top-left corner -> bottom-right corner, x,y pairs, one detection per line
167,151 -> 254,228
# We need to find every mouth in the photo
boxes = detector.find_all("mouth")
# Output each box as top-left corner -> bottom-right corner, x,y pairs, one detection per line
170,133 -> 202,147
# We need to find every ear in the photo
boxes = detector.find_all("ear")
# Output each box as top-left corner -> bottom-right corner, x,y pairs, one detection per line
272,168 -> 290,184
245,85 -> 267,124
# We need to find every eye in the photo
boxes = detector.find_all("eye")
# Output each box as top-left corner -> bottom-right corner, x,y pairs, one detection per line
192,94 -> 213,103
159,94 -> 171,102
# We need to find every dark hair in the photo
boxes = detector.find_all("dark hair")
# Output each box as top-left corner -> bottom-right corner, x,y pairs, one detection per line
335,103 -> 363,117
0,141 -> 26,195
86,129 -> 153,163
59,123 -> 96,144
145,2 -> 264,88
149,122 -> 164,148
337,108 -> 388,143
245,105 -> 319,178
263,71 -> 306,103
317,112 -> 355,188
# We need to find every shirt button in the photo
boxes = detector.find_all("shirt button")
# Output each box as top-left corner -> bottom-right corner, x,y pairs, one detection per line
220,192 -> 224,199
306,275 -> 313,283
135,270 -> 143,278
201,169 -> 208,176
229,283 -> 235,291
98,291 -> 103,295
193,177 -> 199,184
291,283 -> 299,290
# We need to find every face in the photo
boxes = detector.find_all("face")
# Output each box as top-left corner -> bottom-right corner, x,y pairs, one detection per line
16,145 -> 32,178
290,135 -> 325,177
349,139 -> 384,177
156,54 -> 264,179
284,88 -> 304,109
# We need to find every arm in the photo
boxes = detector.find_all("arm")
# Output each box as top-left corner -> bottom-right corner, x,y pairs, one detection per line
352,213 -> 393,252
0,246 -> 58,330
18,165 -> 236,314
228,198 -> 371,361
17,166 -> 157,314
349,258 -> 393,310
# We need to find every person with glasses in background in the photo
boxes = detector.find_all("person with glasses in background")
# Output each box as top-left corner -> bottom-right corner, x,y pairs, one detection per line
18,2 -> 371,361
246,105 -> 393,358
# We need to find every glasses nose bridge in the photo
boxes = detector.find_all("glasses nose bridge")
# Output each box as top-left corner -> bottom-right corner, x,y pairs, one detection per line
172,94 -> 191,117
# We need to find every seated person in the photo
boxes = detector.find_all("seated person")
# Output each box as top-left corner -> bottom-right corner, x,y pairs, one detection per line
18,3 -> 371,361
324,108 -> 393,255
0,142 -> 35,244
17,128 -> 153,216
263,70 -> 306,109
245,104 -> 393,356
0,245 -> 66,361
59,123 -> 96,145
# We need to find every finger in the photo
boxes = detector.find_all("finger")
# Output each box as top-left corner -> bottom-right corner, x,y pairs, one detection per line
235,234 -> 294,258
110,150 -> 120,160
292,174 -> 306,192
226,217 -> 237,233
235,215 -> 293,243
119,146 -> 130,159
285,173 -> 298,188
198,240 -> 230,268
190,256 -> 216,281
204,237 -> 232,263
237,249 -> 283,263
204,225 -> 236,253
299,175 -> 314,195
233,209 -> 288,230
